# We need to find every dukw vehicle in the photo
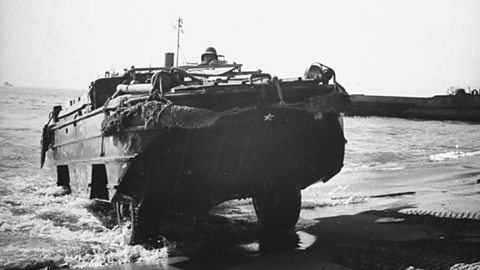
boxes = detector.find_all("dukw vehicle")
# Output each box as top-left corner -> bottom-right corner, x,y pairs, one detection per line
41,48 -> 349,244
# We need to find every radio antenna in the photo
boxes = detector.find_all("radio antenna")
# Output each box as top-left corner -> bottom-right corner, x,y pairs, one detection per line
176,17 -> 183,67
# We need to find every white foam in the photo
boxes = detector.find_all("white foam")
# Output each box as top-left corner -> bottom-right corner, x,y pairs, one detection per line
428,150 -> 480,162
61,225 -> 169,268
343,162 -> 405,172
303,196 -> 368,208
0,183 -> 169,269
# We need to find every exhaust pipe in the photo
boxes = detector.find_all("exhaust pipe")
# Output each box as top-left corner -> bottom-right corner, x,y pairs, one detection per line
165,52 -> 174,68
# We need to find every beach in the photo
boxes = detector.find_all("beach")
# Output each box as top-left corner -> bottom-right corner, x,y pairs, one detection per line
1,87 -> 480,269
2,0 -> 480,268
208,160 -> 480,269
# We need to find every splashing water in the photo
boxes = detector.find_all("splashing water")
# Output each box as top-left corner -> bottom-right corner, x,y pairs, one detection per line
0,87 -> 169,268
0,184 -> 168,268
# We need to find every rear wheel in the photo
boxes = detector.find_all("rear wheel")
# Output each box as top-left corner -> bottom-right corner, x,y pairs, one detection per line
131,200 -> 164,245
253,187 -> 301,232
125,203 -> 142,245
115,201 -> 159,245
115,202 -> 141,245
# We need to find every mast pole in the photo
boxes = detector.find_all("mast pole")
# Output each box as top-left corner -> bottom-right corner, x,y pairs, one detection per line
176,17 -> 183,67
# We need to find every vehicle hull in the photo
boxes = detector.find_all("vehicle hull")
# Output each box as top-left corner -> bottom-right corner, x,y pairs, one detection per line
50,105 -> 345,214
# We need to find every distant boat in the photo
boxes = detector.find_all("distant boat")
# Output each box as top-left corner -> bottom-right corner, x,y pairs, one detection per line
3,81 -> 13,87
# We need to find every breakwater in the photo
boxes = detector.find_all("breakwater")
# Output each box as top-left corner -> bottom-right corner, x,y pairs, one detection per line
346,94 -> 480,122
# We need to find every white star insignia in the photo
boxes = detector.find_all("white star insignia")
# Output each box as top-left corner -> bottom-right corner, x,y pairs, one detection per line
264,113 -> 274,121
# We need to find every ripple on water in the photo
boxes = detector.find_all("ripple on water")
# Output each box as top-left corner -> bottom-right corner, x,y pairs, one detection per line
35,210 -> 81,230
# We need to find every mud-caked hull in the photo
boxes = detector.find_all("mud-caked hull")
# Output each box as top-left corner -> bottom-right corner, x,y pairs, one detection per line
115,108 -> 345,213
47,79 -> 348,212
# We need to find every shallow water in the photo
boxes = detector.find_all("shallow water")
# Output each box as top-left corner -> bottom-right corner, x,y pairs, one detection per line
1,86 -> 479,268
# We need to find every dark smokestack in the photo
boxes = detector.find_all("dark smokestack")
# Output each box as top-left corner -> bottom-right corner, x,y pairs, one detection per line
165,53 -> 174,67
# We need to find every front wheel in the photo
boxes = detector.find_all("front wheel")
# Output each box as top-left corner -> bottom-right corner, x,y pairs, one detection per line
253,187 -> 301,232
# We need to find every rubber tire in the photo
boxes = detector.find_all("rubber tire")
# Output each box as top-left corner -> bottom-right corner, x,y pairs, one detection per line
131,200 -> 163,245
122,202 -> 157,245
125,204 -> 141,245
253,187 -> 301,232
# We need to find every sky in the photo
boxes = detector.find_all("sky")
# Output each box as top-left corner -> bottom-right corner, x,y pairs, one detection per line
0,0 -> 479,96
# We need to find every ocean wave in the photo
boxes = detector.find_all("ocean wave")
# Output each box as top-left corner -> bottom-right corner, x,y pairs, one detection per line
343,162 -> 405,172
302,196 -> 368,209
428,150 -> 480,162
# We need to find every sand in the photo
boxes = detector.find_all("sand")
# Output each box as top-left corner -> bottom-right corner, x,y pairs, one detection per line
79,197 -> 480,270
37,162 -> 479,270
75,162 -> 480,270
223,205 -> 480,270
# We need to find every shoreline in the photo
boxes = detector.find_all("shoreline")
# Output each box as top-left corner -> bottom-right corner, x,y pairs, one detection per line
2,191 -> 479,270
227,207 -> 480,270
73,202 -> 480,270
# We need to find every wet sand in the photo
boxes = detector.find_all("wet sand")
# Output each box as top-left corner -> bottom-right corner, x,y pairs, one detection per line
6,185 -> 477,269
69,161 -> 480,270
4,155 -> 480,270
75,199 -> 480,270
4,170 -> 479,270
229,209 -> 480,269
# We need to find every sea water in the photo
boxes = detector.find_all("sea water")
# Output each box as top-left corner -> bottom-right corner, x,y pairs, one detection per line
1,87 -> 479,268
